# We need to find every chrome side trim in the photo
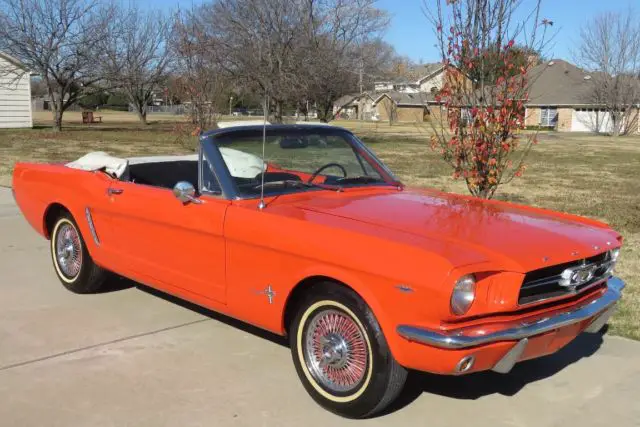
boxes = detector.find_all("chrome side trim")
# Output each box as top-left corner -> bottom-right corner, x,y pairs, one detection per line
396,277 -> 625,350
84,207 -> 100,245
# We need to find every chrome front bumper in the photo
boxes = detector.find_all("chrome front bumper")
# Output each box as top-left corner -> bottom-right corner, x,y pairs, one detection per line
397,277 -> 625,351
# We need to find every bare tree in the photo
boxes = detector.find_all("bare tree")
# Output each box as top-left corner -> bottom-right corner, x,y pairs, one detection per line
188,0 -> 391,123
313,41 -> 396,122
575,10 -> 640,136
190,0 -> 309,123
0,0 -> 110,131
302,1 -> 390,122
425,0 -> 553,199
172,12 -> 229,130
98,6 -> 172,125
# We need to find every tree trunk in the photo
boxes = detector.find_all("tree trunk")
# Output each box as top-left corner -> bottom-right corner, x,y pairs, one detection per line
136,108 -> 148,125
131,95 -> 149,125
611,112 -> 622,137
477,186 -> 492,199
52,99 -> 64,132
274,100 -> 284,124
318,102 -> 332,123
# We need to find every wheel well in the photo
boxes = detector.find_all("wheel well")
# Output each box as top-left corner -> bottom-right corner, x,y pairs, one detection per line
282,275 -> 358,336
43,203 -> 70,239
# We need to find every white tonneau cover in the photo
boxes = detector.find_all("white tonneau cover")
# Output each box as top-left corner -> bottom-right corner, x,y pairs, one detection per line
65,152 -> 129,178
66,147 -> 264,180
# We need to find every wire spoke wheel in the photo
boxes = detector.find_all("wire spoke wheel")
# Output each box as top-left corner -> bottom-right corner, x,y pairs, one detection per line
55,223 -> 82,279
303,308 -> 369,394
291,284 -> 408,418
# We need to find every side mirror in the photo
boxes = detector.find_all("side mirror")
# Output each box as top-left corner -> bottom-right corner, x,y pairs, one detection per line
173,181 -> 202,204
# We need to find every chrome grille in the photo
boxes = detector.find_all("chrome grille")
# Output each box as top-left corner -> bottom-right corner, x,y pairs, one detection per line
518,252 -> 613,305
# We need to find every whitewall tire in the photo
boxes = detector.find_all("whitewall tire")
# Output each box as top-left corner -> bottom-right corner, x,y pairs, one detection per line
50,212 -> 107,293
289,282 -> 407,418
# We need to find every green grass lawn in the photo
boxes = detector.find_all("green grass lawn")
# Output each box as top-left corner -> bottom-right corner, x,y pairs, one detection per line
1,116 -> 638,339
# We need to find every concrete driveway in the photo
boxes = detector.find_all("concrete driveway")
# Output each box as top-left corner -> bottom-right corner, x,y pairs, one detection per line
1,186 -> 639,427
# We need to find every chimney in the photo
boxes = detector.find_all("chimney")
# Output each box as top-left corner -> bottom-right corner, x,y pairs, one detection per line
526,54 -> 540,69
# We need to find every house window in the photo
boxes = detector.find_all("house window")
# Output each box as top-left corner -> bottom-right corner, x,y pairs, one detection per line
461,108 -> 473,125
540,107 -> 558,127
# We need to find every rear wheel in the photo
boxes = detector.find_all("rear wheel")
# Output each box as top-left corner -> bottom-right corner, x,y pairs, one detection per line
289,282 -> 407,418
50,212 -> 107,293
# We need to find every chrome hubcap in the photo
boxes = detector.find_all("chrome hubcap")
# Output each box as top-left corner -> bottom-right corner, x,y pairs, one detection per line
55,223 -> 82,278
304,309 -> 368,393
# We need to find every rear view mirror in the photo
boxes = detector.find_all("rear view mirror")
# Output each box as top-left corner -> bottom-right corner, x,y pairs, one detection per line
279,137 -> 308,149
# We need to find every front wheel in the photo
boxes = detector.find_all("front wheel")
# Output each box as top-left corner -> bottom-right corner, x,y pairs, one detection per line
289,283 -> 407,418
50,212 -> 108,293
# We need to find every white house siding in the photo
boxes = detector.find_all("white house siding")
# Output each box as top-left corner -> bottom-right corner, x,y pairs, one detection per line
419,71 -> 445,92
0,54 -> 33,129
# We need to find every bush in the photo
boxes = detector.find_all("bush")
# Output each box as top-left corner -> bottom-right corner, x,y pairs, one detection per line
106,93 -> 129,107
79,92 -> 109,109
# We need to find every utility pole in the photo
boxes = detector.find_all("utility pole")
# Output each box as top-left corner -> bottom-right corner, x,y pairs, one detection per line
359,58 -> 364,94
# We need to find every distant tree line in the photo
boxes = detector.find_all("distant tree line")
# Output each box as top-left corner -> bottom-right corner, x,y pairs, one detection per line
0,0 -> 408,130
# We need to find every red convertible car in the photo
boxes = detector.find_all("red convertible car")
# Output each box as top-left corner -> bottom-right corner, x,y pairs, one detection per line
12,125 -> 624,418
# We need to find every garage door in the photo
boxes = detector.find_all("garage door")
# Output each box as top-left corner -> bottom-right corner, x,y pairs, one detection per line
571,109 -> 614,133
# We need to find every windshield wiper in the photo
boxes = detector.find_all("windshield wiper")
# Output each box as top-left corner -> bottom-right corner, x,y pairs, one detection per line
252,180 -> 342,192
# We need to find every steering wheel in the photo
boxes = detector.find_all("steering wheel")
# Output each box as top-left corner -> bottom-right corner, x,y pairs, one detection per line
308,163 -> 348,183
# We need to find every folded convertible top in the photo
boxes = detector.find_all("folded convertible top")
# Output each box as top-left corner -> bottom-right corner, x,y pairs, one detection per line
66,152 -> 129,178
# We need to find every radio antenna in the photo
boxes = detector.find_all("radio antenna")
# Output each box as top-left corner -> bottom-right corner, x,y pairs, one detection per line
258,94 -> 268,210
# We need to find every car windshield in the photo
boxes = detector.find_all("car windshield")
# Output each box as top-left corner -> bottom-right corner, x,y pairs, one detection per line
213,127 -> 395,198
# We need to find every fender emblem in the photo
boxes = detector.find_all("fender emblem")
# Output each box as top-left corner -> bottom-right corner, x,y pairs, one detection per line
257,285 -> 276,304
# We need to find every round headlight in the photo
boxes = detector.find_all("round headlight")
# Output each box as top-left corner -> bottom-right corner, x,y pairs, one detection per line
606,248 -> 621,274
451,274 -> 476,315
610,248 -> 620,262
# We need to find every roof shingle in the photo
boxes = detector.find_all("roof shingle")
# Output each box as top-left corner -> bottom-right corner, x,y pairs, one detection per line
526,59 -> 594,106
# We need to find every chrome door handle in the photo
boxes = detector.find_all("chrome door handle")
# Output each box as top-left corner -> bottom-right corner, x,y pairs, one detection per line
107,188 -> 124,196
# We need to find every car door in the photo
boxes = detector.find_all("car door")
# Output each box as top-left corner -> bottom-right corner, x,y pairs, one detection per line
102,179 -> 229,304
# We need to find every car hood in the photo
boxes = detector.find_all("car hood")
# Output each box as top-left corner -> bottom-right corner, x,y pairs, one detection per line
293,188 -> 620,272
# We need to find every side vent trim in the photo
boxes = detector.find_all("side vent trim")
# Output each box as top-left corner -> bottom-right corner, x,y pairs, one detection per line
85,207 -> 100,245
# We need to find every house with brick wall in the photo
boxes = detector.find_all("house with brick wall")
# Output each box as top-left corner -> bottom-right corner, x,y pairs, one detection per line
370,64 -> 471,123
373,63 -> 445,94
524,59 -> 639,133
337,58 -> 639,131
332,93 -> 376,120
372,92 -> 436,123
